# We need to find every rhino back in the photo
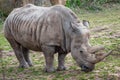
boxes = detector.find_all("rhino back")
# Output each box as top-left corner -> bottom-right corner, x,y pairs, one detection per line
4,4 -> 64,51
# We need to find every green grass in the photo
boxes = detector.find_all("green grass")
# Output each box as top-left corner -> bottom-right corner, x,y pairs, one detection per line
0,22 -> 11,51
0,34 -> 11,51
0,4 -> 120,80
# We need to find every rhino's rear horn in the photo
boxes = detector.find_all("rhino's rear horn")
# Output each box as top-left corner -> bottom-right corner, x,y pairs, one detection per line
89,46 -> 105,53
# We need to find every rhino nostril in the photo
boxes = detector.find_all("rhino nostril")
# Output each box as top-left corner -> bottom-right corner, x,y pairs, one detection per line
81,65 -> 89,70
80,64 -> 92,72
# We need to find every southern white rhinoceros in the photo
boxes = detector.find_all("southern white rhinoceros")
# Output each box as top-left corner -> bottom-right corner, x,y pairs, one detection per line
4,4 -> 111,72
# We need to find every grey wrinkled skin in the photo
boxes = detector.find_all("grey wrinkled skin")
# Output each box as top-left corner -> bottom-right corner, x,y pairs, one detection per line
4,4 -> 109,73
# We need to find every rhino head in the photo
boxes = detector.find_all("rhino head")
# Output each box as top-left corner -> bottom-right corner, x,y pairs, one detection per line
70,20 -> 111,72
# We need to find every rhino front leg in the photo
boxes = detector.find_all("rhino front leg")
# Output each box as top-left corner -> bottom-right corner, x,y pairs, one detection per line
42,45 -> 55,72
57,53 -> 67,71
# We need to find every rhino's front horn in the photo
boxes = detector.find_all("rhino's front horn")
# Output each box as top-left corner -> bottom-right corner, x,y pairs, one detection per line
89,46 -> 105,53
91,50 -> 113,64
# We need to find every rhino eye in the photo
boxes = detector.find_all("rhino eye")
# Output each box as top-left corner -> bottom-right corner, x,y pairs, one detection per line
80,51 -> 83,53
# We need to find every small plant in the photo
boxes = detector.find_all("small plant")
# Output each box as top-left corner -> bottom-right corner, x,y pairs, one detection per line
0,11 -> 7,23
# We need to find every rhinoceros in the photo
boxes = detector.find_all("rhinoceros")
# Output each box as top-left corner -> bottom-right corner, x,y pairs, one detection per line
4,4 -> 111,72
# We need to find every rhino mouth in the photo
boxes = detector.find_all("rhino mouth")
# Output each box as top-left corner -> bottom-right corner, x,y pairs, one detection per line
79,57 -> 95,72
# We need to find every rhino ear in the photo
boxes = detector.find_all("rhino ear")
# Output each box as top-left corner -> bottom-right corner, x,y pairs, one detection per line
82,20 -> 90,28
70,22 -> 79,33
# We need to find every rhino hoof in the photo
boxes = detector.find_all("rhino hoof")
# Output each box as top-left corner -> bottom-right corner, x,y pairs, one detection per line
28,63 -> 33,67
44,67 -> 55,73
18,64 -> 29,68
57,66 -> 66,71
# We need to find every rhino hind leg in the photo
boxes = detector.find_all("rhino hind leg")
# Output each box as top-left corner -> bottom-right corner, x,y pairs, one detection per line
6,38 -> 29,68
42,45 -> 55,72
57,51 -> 67,71
21,46 -> 33,67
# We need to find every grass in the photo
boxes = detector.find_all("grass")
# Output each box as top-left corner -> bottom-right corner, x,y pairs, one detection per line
0,4 -> 120,80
